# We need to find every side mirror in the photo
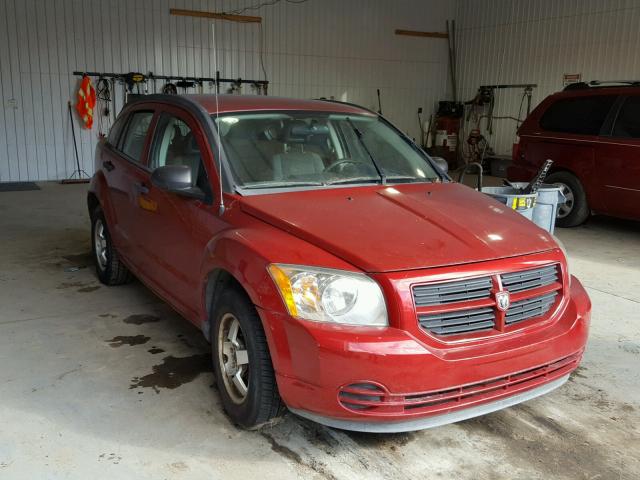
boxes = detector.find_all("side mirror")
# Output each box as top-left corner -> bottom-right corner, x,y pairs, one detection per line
431,156 -> 449,174
150,165 -> 206,200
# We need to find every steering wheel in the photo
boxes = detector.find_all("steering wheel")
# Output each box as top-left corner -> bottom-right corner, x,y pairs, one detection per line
324,159 -> 370,173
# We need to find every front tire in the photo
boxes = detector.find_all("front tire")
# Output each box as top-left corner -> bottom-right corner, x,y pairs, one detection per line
91,207 -> 132,285
546,171 -> 590,227
212,287 -> 284,429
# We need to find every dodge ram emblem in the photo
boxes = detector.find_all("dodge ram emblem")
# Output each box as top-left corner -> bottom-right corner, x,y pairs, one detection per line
496,291 -> 510,312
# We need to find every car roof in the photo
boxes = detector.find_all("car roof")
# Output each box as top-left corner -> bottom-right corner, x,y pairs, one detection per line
179,94 -> 375,116
551,85 -> 640,99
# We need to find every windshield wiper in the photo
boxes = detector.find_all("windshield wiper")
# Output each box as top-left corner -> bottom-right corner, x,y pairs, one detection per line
385,175 -> 436,184
239,180 -> 324,190
324,177 -> 379,185
345,117 -> 387,185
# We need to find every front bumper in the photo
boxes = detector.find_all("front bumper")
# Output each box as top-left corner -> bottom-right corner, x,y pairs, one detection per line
290,374 -> 570,433
259,275 -> 590,432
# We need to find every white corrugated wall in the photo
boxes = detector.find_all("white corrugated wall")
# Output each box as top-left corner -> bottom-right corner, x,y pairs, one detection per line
455,0 -> 640,157
0,0 -> 455,182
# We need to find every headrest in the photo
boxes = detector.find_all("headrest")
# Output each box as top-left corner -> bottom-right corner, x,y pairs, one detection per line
286,121 -> 329,142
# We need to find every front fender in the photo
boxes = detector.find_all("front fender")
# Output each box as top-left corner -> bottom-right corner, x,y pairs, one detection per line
199,225 -> 357,313
198,224 -> 360,376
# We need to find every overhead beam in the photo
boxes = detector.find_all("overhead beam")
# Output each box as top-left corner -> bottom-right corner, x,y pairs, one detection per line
395,29 -> 448,39
170,8 -> 262,23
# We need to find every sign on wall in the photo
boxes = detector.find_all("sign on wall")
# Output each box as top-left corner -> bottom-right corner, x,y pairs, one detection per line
563,73 -> 582,86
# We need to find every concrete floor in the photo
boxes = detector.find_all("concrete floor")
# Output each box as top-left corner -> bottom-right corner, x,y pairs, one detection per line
1,182 -> 639,479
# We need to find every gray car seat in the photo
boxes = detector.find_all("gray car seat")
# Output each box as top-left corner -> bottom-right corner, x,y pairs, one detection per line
224,123 -> 274,182
167,133 -> 203,188
272,121 -> 325,180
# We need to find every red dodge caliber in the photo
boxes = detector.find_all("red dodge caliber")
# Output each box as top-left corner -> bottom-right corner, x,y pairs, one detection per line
88,94 -> 590,432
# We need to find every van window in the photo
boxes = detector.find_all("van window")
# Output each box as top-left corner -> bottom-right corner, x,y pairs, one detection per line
540,96 -> 616,135
119,111 -> 154,162
612,96 -> 640,138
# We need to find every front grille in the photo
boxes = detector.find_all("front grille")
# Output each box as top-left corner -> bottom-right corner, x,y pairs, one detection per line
418,307 -> 494,335
505,292 -> 558,325
500,265 -> 559,292
413,264 -> 562,337
413,277 -> 492,306
338,351 -> 582,415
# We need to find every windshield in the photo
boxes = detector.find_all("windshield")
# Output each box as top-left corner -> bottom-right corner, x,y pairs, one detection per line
213,112 -> 441,190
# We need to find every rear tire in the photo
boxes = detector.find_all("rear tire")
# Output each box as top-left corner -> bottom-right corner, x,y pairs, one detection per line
212,287 -> 284,429
91,207 -> 132,285
546,171 -> 590,228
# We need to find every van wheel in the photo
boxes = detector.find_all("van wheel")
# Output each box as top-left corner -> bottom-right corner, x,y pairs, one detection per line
91,207 -> 132,285
212,287 -> 284,429
546,172 -> 590,227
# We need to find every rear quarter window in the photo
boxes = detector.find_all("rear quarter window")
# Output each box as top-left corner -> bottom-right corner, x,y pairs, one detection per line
612,96 -> 640,138
540,95 -> 617,135
106,112 -> 128,146
118,111 -> 154,162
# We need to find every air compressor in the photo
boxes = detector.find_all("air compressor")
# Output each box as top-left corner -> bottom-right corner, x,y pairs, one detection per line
430,101 -> 463,169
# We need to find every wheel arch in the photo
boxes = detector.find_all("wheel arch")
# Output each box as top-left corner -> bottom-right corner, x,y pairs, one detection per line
202,268 -> 247,341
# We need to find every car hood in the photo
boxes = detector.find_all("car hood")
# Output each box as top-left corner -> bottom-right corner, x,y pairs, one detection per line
239,183 -> 556,273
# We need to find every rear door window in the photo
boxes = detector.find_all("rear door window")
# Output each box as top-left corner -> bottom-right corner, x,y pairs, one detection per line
612,96 -> 640,138
118,111 -> 154,162
540,95 -> 617,135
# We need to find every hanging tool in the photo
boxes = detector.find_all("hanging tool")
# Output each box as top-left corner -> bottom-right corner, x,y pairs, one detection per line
109,78 -> 117,122
376,89 -> 382,114
417,107 -> 424,147
162,82 -> 178,94
176,79 -> 196,92
96,77 -> 112,138
124,72 -> 146,93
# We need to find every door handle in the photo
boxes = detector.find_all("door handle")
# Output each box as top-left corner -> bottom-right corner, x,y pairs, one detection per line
102,160 -> 115,172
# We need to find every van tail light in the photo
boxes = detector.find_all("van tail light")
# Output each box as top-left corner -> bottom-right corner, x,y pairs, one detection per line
512,137 -> 524,163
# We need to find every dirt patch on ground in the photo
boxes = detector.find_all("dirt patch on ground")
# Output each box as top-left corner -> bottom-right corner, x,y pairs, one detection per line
123,314 -> 161,325
77,285 -> 100,293
62,252 -> 93,268
107,335 -> 151,348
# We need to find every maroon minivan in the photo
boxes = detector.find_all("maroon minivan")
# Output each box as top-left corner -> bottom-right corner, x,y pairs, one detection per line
510,82 -> 640,227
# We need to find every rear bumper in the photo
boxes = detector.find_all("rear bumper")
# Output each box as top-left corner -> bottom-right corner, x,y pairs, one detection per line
260,276 -> 590,431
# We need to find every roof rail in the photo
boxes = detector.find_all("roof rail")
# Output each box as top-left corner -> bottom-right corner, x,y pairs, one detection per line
564,80 -> 640,91
315,98 -> 379,116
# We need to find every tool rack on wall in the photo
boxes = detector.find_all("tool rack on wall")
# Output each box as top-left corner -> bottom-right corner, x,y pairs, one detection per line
71,70 -> 269,130
72,70 -> 269,95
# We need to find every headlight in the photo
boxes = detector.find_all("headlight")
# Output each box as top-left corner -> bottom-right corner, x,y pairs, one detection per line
268,264 -> 388,326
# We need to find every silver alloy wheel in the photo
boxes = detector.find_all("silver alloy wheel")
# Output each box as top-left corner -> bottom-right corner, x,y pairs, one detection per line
94,219 -> 108,271
218,313 -> 250,404
556,182 -> 575,219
